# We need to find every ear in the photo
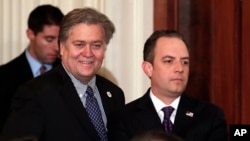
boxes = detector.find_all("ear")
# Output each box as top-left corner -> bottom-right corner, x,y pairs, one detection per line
26,29 -> 35,40
142,61 -> 153,78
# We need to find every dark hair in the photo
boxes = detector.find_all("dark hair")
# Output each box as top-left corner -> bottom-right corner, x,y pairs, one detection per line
28,4 -> 64,35
143,30 -> 188,64
59,7 -> 115,45
130,130 -> 184,141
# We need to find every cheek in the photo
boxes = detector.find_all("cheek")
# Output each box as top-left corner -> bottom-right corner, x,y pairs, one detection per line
60,45 -> 69,57
94,51 -> 105,60
60,47 -> 64,56
154,68 -> 170,81
184,67 -> 190,75
34,37 -> 42,46
37,37 -> 48,46
62,46 -> 79,58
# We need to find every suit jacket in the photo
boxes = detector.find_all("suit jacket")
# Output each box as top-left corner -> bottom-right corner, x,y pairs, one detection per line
0,63 -> 125,141
0,51 -> 60,133
107,89 -> 228,141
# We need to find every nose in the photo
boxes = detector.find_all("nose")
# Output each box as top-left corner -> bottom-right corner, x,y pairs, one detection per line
52,40 -> 59,52
174,61 -> 184,73
82,46 -> 93,57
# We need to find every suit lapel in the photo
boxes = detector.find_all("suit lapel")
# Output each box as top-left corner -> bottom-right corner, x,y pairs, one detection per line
19,52 -> 34,80
134,91 -> 197,134
58,65 -> 100,140
134,91 -> 164,130
173,94 -> 196,135
96,75 -> 114,116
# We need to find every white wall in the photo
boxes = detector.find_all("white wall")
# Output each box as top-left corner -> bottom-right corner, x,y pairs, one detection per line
0,0 -> 153,103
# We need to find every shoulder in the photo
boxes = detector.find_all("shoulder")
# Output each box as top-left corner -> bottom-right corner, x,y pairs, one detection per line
184,94 -> 222,108
180,94 -> 225,118
96,74 -> 116,85
0,53 -> 30,82
126,89 -> 151,107
113,92 -> 151,116
0,52 -> 26,68
96,74 -> 123,91
0,52 -> 28,74
15,67 -> 62,97
12,68 -> 65,106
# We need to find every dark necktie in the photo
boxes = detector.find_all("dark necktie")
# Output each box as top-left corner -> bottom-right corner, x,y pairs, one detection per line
85,86 -> 107,141
40,65 -> 46,74
162,106 -> 174,132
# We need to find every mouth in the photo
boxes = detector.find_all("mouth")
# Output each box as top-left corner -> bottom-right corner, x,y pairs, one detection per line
48,54 -> 58,59
79,60 -> 94,64
171,78 -> 183,82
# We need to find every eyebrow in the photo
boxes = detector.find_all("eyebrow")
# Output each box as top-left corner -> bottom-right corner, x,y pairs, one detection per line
162,55 -> 190,60
181,57 -> 190,60
72,40 -> 103,43
44,36 -> 56,38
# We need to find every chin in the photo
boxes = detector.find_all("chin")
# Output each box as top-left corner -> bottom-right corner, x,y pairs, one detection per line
79,71 -> 94,77
173,90 -> 184,95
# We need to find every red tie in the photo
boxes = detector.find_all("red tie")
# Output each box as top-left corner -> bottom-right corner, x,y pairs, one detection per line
40,65 -> 46,74
162,106 -> 174,132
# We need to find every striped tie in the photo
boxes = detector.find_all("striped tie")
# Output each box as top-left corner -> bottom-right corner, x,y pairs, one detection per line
162,106 -> 174,132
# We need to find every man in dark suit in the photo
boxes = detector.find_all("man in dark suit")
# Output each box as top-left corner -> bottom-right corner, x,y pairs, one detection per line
1,7 -> 125,141
0,5 -> 64,133
107,30 -> 228,141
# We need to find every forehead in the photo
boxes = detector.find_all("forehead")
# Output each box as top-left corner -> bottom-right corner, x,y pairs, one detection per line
42,24 -> 60,31
155,37 -> 189,57
68,23 -> 105,38
39,25 -> 60,36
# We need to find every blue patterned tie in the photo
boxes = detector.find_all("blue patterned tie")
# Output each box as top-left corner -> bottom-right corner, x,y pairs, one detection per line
162,106 -> 174,132
85,86 -> 107,141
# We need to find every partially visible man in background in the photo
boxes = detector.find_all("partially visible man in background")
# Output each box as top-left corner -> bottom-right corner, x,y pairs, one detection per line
130,130 -> 184,141
0,4 -> 64,133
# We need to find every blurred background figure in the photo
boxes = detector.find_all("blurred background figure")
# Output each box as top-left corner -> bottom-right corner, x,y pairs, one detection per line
10,136 -> 38,141
0,4 -> 64,133
130,130 -> 184,141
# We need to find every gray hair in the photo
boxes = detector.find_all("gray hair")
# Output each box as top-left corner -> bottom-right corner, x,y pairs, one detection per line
59,7 -> 115,44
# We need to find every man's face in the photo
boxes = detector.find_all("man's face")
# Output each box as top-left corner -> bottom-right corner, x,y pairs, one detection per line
60,23 -> 106,84
28,25 -> 60,64
143,37 -> 189,98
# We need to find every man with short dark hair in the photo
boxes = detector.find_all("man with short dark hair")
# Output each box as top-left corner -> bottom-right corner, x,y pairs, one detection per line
0,4 -> 64,133
107,30 -> 228,141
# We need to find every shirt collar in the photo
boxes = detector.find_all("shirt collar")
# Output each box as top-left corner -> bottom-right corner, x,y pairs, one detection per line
62,63 -> 96,98
150,89 -> 180,113
25,48 -> 52,77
